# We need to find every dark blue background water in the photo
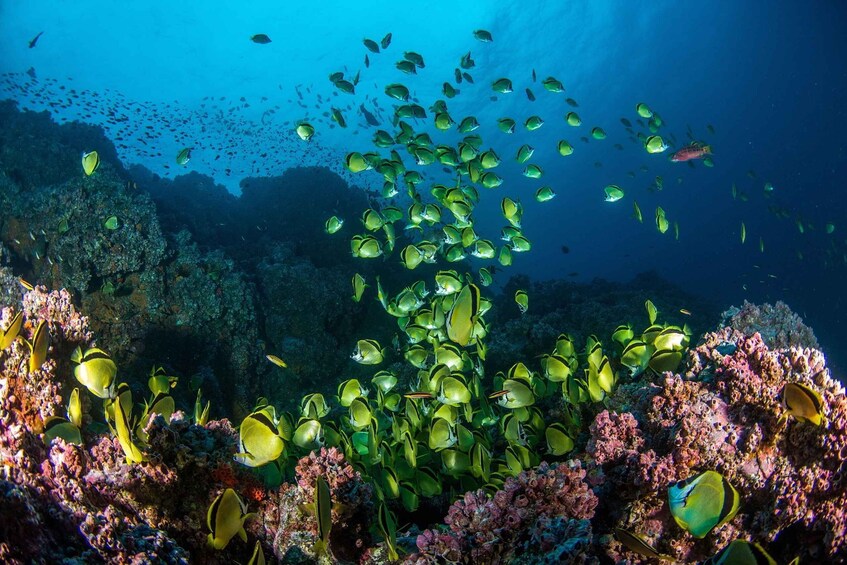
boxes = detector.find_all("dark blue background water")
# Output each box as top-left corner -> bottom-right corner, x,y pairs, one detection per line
2,1 -> 845,371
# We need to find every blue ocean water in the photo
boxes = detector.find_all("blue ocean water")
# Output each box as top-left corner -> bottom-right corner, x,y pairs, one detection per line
1,0 -> 845,370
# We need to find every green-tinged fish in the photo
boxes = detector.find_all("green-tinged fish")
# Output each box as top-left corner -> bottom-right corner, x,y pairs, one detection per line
235,406 -> 284,467
352,273 -> 367,302
499,245 -> 512,266
148,366 -> 178,395
492,78 -> 513,93
446,284 -> 481,346
655,207 -> 669,234
381,32 -> 392,49
471,239 -> 496,259
565,112 -> 581,126
620,340 -> 650,376
501,197 -> 522,227
514,289 -> 528,313
295,122 -> 315,141
175,147 -> 192,165
362,209 -> 384,231
313,476 -> 333,556
325,215 -> 344,234
265,354 -> 287,368
516,144 -> 535,163
395,59 -> 416,74
434,112 -> 454,130
114,391 -> 146,463
458,116 -> 480,133
523,164 -> 543,179
1,310 -> 23,351
541,76 -> 564,92
43,415 -> 82,446
704,539 -> 777,565
545,423 -> 574,455
250,34 -> 271,44
633,201 -> 643,223
479,149 -> 501,169
194,390 -> 210,426
535,186 -> 556,202
363,38 -> 380,53
566,97 -> 579,107
404,51 -> 425,67
498,117 -> 516,133
460,51 -> 474,69
480,172 -> 502,189
525,115 -> 544,130
352,338 -> 384,365
442,82 -> 459,98
636,102 -> 653,118
384,83 -> 409,101
645,135 -> 668,153
478,267 -> 493,287
645,299 -> 658,324
334,79 -> 355,94
331,107 -> 346,127
67,387 -> 82,428
401,244 -> 425,269
668,470 -> 740,538
72,346 -> 117,399
346,152 -> 371,173
740,222 -> 746,244
591,127 -> 606,139
207,488 -> 253,550
613,528 -> 672,561
473,29 -> 493,42
557,140 -> 574,156
247,540 -> 266,565
104,215 -> 120,230
81,150 -> 100,175
781,382 -> 824,426
604,185 -> 624,202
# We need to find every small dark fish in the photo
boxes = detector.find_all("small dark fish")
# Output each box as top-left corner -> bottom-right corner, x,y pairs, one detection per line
525,88 -> 535,101
532,68 -> 536,82
251,34 -> 272,44
380,32 -> 392,49
561,245 -> 570,254
568,271 -> 579,277
360,104 -> 380,126
364,54 -> 370,68
28,31 -> 44,48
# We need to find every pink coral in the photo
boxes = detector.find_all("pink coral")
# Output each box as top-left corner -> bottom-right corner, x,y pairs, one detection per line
596,326 -> 847,563
21,286 -> 92,345
587,410 -> 644,465
412,460 -> 598,564
269,447 -> 373,563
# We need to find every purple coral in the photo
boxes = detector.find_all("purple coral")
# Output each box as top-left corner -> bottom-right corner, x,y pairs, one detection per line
269,447 -> 373,563
594,326 -> 847,562
411,461 -> 598,564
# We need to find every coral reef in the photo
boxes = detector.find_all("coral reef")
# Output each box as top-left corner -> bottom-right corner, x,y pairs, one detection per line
593,327 -> 846,563
722,300 -> 819,350
267,447 -> 374,563
411,461 -> 598,564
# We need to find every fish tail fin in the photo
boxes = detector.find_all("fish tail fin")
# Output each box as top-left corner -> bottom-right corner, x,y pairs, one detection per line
313,539 -> 327,556
704,145 -> 712,154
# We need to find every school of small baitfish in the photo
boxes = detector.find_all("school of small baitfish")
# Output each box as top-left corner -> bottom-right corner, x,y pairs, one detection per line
3,28 -> 828,564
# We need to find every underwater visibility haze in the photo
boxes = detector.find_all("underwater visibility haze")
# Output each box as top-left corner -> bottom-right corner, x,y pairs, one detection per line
1,1 -> 846,563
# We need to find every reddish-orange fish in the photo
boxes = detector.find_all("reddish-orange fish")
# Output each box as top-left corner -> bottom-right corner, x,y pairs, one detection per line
671,142 -> 712,162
